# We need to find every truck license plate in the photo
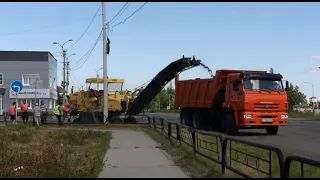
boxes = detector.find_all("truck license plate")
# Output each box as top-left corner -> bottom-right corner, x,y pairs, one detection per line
262,119 -> 273,123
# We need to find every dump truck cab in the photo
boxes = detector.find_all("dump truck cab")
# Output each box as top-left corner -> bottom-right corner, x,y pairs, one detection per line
222,71 -> 289,134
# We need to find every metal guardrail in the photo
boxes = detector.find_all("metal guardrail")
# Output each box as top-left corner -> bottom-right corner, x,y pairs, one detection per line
147,117 -> 320,178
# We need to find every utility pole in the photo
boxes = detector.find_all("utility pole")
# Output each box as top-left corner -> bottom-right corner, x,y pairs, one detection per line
94,67 -> 103,90
66,59 -> 70,97
305,81 -> 315,111
62,50 -> 67,104
66,53 -> 76,96
53,40 -> 73,105
102,2 -> 108,123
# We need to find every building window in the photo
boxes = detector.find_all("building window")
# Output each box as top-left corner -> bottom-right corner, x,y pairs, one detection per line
16,99 -> 33,110
49,99 -> 52,109
49,76 -> 52,88
0,73 -> 3,86
53,78 -> 56,89
22,74 -> 40,86
31,99 -> 41,107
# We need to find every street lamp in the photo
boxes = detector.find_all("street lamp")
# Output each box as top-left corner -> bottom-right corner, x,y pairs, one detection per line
53,39 -> 73,50
305,81 -> 315,110
68,53 -> 76,58
94,67 -> 103,90
53,39 -> 73,105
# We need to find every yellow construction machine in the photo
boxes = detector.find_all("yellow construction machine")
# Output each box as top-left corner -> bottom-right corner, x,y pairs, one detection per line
69,77 -> 140,123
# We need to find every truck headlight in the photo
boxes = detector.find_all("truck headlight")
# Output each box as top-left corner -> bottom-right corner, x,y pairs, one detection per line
281,114 -> 288,118
244,114 -> 252,118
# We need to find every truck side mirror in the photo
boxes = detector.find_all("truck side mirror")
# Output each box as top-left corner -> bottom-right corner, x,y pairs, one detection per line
285,80 -> 289,91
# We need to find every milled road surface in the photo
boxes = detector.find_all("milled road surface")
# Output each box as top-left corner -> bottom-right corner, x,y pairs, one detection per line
98,130 -> 189,178
146,113 -> 320,160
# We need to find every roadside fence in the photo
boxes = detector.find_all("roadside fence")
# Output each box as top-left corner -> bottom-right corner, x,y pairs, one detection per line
146,116 -> 320,178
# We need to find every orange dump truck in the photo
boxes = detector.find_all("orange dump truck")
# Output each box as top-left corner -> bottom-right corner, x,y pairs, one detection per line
175,69 -> 289,135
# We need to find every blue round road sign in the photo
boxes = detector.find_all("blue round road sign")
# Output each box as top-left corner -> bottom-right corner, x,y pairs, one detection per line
11,80 -> 23,93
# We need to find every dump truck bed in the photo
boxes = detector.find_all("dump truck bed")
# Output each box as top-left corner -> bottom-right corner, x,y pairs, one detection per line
175,69 -> 267,108
175,78 -> 215,108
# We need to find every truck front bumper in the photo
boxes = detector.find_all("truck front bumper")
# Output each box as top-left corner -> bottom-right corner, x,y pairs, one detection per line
240,111 -> 288,127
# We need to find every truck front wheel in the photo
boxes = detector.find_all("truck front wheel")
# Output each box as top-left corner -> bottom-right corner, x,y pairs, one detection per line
225,113 -> 238,135
266,126 -> 278,135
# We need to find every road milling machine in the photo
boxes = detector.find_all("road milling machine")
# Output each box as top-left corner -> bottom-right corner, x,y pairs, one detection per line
69,77 -> 140,123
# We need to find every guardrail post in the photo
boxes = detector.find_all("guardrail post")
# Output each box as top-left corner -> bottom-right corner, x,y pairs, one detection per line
221,138 -> 227,175
147,116 -> 151,127
160,118 -> 164,132
191,129 -> 196,154
168,123 -> 172,138
176,125 -> 181,142
153,118 -> 156,129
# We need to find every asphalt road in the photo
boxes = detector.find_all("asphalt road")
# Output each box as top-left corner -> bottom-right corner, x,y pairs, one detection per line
145,113 -> 320,160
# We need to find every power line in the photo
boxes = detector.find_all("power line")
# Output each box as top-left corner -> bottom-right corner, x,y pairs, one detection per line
71,30 -> 102,71
67,4 -> 102,50
71,30 -> 102,69
1,16 -> 94,37
111,2 -> 147,33
70,72 -> 81,86
107,2 -> 131,26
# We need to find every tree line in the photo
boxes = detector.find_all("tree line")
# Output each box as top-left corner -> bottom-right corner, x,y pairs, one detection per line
146,68 -> 307,111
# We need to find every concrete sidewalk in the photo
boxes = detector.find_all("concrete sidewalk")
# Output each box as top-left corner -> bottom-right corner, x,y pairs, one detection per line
98,130 -> 189,178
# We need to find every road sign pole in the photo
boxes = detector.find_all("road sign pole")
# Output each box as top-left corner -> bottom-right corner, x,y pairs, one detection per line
11,80 -> 23,125
15,93 -> 18,125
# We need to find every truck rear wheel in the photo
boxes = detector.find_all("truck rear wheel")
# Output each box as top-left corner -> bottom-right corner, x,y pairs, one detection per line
225,113 -> 238,135
180,110 -> 185,125
266,126 -> 278,135
191,111 -> 201,129
180,108 -> 190,125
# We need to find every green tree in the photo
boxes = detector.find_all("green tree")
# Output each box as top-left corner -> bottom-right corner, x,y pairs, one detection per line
147,80 -> 180,111
287,83 -> 307,110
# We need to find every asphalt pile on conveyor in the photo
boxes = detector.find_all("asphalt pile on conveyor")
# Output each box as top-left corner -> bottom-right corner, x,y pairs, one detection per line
127,56 -> 202,115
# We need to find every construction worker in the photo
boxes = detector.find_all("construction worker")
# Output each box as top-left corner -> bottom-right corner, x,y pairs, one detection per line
20,100 -> 29,124
40,101 -> 48,124
9,102 -> 17,125
33,103 -> 41,126
54,102 -> 63,126
63,96 -> 71,124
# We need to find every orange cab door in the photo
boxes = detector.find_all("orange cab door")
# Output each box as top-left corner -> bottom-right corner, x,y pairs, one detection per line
230,78 -> 242,103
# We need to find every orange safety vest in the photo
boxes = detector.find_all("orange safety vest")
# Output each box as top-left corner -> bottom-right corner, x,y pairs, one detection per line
9,105 -> 16,115
64,102 -> 70,112
21,103 -> 28,112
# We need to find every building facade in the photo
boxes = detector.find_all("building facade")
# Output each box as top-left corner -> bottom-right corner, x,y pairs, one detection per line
0,51 -> 58,115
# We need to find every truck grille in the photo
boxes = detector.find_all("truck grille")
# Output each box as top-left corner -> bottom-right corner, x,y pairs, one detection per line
254,103 -> 280,109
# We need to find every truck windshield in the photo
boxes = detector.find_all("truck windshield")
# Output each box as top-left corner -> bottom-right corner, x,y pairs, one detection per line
244,79 -> 284,92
